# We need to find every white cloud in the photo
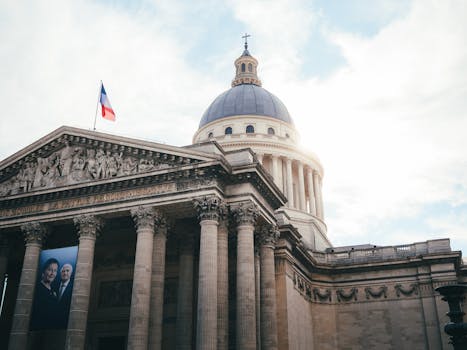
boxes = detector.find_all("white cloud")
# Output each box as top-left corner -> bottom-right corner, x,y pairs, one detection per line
0,0 -> 465,254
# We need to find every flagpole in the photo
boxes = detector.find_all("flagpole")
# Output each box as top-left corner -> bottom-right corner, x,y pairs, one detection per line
93,80 -> 103,131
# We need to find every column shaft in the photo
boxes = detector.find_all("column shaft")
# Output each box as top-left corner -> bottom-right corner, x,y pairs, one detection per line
313,171 -> 324,219
298,162 -> 306,211
8,223 -> 46,350
217,220 -> 229,350
66,215 -> 101,350
307,168 -> 317,215
196,219 -> 218,350
236,224 -> 257,350
176,234 -> 194,350
149,215 -> 168,350
257,154 -> 264,165
286,159 -> 294,208
128,207 -> 156,350
255,246 -> 261,350
260,245 -> 279,350
271,155 -> 280,188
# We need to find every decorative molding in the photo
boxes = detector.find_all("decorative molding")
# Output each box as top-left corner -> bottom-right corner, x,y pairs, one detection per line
0,134 -> 201,197
131,206 -> 155,231
256,223 -> 280,248
313,288 -> 332,302
292,272 -> 313,301
365,286 -> 388,299
232,201 -> 259,226
0,140 -> 199,196
20,222 -> 48,245
73,214 -> 103,239
395,283 -> 419,297
336,288 -> 358,302
193,195 -> 224,221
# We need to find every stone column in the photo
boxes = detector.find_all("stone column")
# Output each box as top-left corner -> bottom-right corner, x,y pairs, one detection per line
176,230 -> 195,350
258,225 -> 280,350
271,155 -> 281,188
254,234 -> 261,350
286,159 -> 294,208
233,201 -> 259,350
313,171 -> 324,219
193,196 -> 223,350
127,207 -> 156,350
307,168 -> 316,215
8,223 -> 47,350
257,153 -> 264,165
66,215 -> 102,350
148,210 -> 168,350
297,162 -> 306,211
217,214 -> 229,350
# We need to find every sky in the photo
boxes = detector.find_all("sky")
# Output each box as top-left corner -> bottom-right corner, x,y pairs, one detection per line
1,0 -> 466,257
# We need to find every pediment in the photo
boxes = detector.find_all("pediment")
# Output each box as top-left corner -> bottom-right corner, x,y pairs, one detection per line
0,126 -> 218,197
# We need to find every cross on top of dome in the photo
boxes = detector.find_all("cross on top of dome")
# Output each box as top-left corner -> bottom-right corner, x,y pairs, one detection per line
232,34 -> 261,87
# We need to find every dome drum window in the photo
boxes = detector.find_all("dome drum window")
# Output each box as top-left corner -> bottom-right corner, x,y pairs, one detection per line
246,125 -> 255,133
225,127 -> 233,135
267,127 -> 275,135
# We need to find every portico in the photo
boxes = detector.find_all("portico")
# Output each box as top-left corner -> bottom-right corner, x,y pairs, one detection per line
0,126 -> 285,350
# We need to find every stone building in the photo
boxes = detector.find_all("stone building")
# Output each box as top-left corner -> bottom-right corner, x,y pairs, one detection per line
0,43 -> 466,350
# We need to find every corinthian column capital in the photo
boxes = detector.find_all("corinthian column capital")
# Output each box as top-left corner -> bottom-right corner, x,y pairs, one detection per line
257,224 -> 280,248
21,222 -> 48,245
232,201 -> 259,226
193,195 -> 225,222
131,206 -> 156,231
73,215 -> 103,239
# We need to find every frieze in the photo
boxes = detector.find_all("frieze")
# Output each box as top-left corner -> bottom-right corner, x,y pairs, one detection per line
292,272 -> 313,301
395,283 -> 419,297
365,286 -> 388,299
0,136 -> 200,197
313,288 -> 332,302
336,288 -> 358,302
0,183 -> 176,218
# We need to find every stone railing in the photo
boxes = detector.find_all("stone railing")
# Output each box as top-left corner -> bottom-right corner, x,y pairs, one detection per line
309,239 -> 452,265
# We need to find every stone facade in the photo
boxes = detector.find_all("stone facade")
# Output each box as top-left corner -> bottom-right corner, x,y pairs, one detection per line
0,45 -> 466,350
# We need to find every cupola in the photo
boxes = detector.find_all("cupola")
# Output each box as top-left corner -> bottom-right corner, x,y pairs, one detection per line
231,34 -> 262,87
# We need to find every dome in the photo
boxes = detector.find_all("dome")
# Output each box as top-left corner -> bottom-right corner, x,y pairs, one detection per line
199,84 -> 293,128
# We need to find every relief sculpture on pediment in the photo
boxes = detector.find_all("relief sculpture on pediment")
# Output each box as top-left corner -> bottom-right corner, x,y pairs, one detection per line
0,143 -> 174,197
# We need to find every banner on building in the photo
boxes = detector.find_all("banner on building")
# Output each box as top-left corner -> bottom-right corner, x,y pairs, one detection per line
30,246 -> 78,330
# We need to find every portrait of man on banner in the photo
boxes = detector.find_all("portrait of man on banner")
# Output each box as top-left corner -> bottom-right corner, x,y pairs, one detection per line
30,246 -> 78,330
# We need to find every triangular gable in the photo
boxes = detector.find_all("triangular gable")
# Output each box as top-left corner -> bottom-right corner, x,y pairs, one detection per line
0,126 -> 218,197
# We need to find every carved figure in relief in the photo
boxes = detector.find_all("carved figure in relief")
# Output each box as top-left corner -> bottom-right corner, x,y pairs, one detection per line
71,149 -> 86,181
57,142 -> 74,176
24,162 -> 36,191
86,149 -> 98,179
122,156 -> 138,175
34,158 -> 49,188
95,149 -> 107,179
114,152 -> 123,176
105,151 -> 117,177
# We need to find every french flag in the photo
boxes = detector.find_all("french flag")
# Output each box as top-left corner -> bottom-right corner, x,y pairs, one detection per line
100,84 -> 116,121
